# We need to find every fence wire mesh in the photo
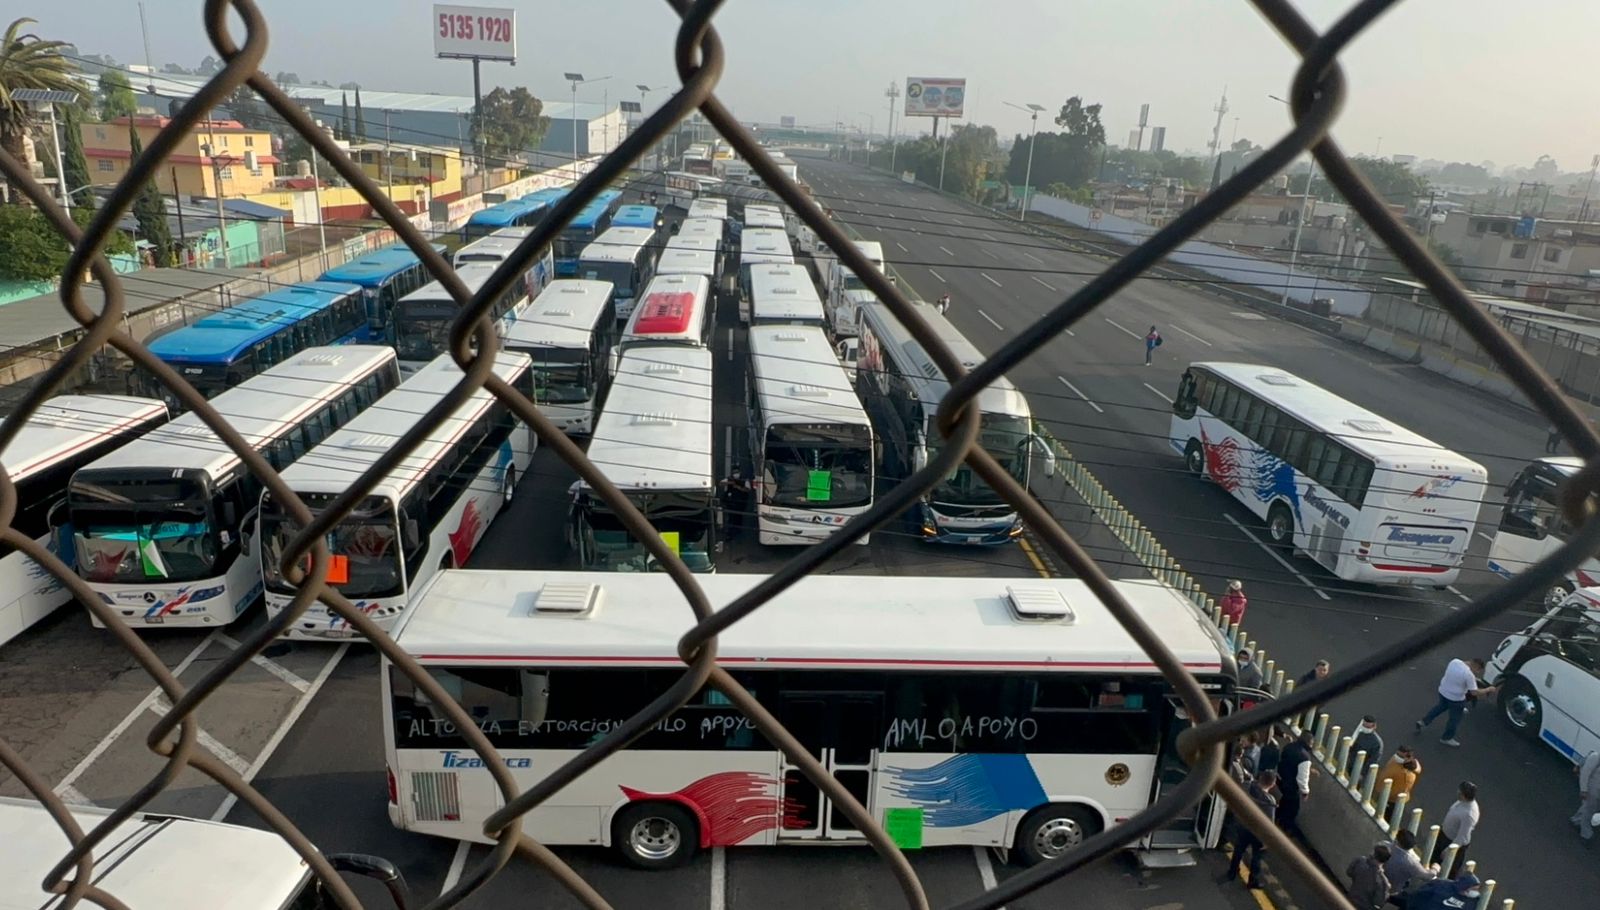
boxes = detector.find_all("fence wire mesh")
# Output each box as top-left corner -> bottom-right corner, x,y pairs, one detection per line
1,0 -> 1597,908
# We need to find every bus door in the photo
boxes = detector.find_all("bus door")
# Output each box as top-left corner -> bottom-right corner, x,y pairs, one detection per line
775,689 -> 882,841
1145,694 -> 1230,852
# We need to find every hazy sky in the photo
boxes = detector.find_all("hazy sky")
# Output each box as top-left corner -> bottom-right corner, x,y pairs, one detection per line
34,0 -> 1599,170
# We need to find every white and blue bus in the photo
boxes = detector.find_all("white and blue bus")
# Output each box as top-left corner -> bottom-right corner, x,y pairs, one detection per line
503,279 -> 618,435
855,300 -> 1054,545
1485,457 -> 1600,606
383,571 -> 1235,868
68,346 -> 401,628
577,226 -> 657,323
318,243 -> 447,341
555,190 -> 623,277
1170,362 -> 1487,584
0,396 -> 169,647
453,227 -> 555,303
260,351 -> 536,640
462,197 -> 549,242
613,203 -> 664,234
393,263 -> 531,375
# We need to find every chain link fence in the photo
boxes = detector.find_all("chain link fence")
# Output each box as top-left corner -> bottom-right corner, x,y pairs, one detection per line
2,0 -> 1597,908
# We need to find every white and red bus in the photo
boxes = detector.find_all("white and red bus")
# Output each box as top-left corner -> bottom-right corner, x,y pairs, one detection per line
618,273 -> 713,354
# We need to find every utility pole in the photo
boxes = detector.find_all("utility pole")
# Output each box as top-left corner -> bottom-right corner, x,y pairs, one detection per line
384,109 -> 393,195
1581,154 -> 1599,223
885,81 -> 899,173
201,139 -> 230,268
170,166 -> 187,257
1205,87 -> 1229,190
1280,158 -> 1316,308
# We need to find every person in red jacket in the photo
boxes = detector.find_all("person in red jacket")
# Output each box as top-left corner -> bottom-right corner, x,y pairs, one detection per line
1220,579 -> 1248,626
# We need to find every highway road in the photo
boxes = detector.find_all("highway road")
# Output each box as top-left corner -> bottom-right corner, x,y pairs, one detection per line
794,153 -> 1585,906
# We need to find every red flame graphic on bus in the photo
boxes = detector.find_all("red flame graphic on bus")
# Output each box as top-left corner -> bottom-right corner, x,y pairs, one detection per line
620,772 -> 788,847
1202,427 -> 1244,494
446,500 -> 483,567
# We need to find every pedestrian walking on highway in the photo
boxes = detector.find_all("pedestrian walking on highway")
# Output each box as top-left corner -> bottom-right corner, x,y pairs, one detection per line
1546,423 -> 1563,454
1348,715 -> 1385,779
1383,829 -> 1435,906
936,293 -> 950,315
1430,781 -> 1479,878
1144,325 -> 1163,365
1415,657 -> 1497,747
1346,844 -> 1392,910
1225,769 -> 1279,888
1407,872 -> 1481,910
1219,579 -> 1248,627
1276,730 -> 1317,840
1298,659 -> 1331,687
1572,749 -> 1600,842
1236,648 -> 1264,694
1378,746 -> 1422,816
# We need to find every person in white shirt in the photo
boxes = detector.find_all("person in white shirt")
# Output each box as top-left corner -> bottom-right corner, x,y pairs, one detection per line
1572,750 -> 1600,841
1414,657 -> 1497,747
1430,780 -> 1479,878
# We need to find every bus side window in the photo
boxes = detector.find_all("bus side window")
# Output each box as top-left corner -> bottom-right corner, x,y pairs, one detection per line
1173,371 -> 1197,418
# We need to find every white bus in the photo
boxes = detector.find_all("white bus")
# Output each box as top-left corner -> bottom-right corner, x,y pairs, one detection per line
1485,457 -> 1600,605
0,396 -> 169,646
577,226 -> 657,323
743,203 -> 786,232
855,300 -> 1054,545
747,325 -> 874,546
653,244 -> 719,284
1170,362 -> 1488,585
382,571 -> 1235,869
452,226 -> 556,302
259,351 -> 537,640
824,241 -> 889,338
393,263 -> 531,375
566,346 -> 716,574
749,263 -> 827,328
0,796 -> 407,910
619,273 -> 713,354
736,228 -> 795,323
1487,585 -> 1600,765
68,346 -> 401,628
673,218 -> 727,272
502,279 -> 618,435
687,197 -> 728,222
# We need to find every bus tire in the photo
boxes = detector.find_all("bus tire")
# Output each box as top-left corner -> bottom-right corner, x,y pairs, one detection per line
1266,504 -> 1294,549
1498,676 -> 1542,739
613,801 -> 698,870
1183,440 -> 1205,477
1543,580 -> 1574,609
1014,803 -> 1102,867
502,466 -> 517,505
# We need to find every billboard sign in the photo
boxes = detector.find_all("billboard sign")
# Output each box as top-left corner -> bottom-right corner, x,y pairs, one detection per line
433,4 -> 517,62
904,77 -> 966,118
780,115 -> 796,129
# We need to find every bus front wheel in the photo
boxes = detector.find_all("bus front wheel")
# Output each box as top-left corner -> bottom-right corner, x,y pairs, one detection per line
1544,580 -> 1574,609
1498,676 -> 1542,739
613,801 -> 699,870
1014,803 -> 1102,866
1183,440 -> 1205,477
1266,504 -> 1294,548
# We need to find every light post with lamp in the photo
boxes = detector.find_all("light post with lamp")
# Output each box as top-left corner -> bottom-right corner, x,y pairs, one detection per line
1269,93 -> 1317,308
1004,101 -> 1046,221
13,88 -> 82,211
563,73 -> 611,183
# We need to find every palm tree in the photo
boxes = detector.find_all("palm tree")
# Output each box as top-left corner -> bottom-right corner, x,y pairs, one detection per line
0,17 -> 80,200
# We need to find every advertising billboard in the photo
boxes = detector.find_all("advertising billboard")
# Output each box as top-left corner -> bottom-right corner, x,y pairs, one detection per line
904,77 -> 966,118
433,4 -> 517,62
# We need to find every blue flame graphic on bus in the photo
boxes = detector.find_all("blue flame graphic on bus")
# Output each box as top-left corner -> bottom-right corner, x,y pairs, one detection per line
493,441 -> 513,485
883,755 -> 1046,827
1202,427 -> 1302,532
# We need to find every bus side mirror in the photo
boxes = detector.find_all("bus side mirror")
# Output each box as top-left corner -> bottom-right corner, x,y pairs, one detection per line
328,853 -> 410,910
47,498 -> 69,531
403,518 -> 421,550
1032,437 -> 1057,478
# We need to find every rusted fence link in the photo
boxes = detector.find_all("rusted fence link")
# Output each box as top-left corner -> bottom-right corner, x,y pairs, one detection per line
0,0 -> 1593,908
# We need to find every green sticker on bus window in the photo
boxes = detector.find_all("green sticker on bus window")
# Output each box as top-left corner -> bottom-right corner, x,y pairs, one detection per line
660,531 -> 680,554
806,470 -> 832,502
884,807 -> 923,849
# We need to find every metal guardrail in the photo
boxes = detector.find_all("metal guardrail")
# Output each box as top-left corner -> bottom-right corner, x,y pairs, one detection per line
1,1 -> 1596,908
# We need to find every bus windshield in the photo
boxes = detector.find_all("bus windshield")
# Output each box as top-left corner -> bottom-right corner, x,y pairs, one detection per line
928,414 -> 1031,508
69,474 -> 217,583
394,301 -> 456,362
580,261 -> 637,298
260,493 -> 403,600
763,424 -> 872,508
577,493 -> 714,573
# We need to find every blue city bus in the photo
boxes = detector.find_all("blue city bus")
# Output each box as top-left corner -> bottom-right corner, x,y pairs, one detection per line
317,243 -> 447,340
612,204 -> 663,234
140,281 -> 369,404
521,187 -> 571,209
555,201 -> 616,277
463,198 -> 550,242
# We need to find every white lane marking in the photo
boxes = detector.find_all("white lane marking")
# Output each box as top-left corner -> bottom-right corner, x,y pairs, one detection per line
1143,382 -> 1173,403
1475,531 -> 1495,544
1223,514 -> 1332,601
1031,276 -> 1057,292
215,634 -> 310,693
725,328 -> 733,361
974,847 -> 1005,908
149,698 -> 251,776
885,211 -> 897,219
441,841 -> 471,896
55,631 -> 220,797
950,216 -> 967,226
928,268 -> 947,284
58,785 -> 95,807
724,425 -> 733,477
939,245 -> 956,256
978,309 -> 1004,331
1058,376 -> 1104,414
1021,251 -> 1044,264
982,232 -> 1000,242
895,242 -> 909,253
1172,324 -> 1214,347
1446,585 -> 1472,603
710,846 -> 727,910
211,643 -> 351,821
981,272 -> 1003,288
1103,317 -> 1140,339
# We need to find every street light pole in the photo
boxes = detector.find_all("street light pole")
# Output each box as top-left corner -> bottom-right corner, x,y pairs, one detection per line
563,73 -> 611,183
1005,101 -> 1046,221
1268,94 -> 1316,308
884,82 -> 898,174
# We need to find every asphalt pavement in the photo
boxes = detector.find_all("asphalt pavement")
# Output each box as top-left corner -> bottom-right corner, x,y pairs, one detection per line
795,153 -> 1584,906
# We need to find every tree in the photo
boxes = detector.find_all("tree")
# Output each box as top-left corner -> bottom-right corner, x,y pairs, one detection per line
1309,155 -> 1428,205
198,55 -> 218,76
1006,96 -> 1107,192
472,86 -> 550,165
274,71 -> 302,86
160,62 -> 189,75
353,87 -> 367,142
1054,96 -> 1105,145
1231,137 -> 1258,154
126,123 -> 172,267
60,100 -> 91,206
338,91 -> 350,142
97,69 -> 136,121
0,17 -> 80,198
940,122 -> 999,199
0,203 -> 129,280
224,84 -> 273,132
